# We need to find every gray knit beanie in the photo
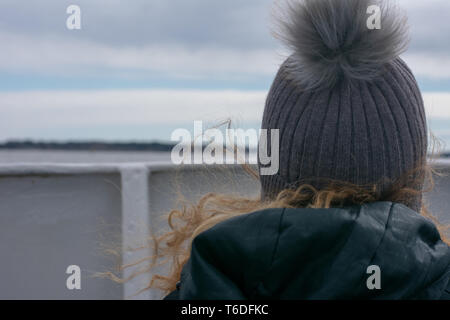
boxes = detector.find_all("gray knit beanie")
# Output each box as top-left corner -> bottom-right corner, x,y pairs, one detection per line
258,0 -> 428,211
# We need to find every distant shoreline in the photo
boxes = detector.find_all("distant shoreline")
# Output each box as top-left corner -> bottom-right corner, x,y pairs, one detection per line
0,141 -> 175,152
0,141 -> 449,158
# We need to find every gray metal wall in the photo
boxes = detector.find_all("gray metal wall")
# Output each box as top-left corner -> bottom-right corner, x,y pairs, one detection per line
0,162 -> 448,299
0,164 -> 260,299
0,172 -> 123,299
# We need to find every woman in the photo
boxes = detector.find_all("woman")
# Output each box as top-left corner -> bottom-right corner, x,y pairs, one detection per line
148,0 -> 450,299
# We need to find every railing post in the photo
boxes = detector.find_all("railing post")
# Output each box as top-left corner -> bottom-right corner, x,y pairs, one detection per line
120,164 -> 155,299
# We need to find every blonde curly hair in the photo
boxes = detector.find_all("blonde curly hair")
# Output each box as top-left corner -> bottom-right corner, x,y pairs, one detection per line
101,158 -> 449,297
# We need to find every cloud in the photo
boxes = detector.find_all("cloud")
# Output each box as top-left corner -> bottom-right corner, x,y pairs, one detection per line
423,92 -> 450,118
399,0 -> 450,53
0,0 -> 276,49
0,31 -> 282,81
0,0 -> 449,83
0,89 -> 449,141
403,54 -> 450,80
0,89 -> 266,141
0,0 -> 446,52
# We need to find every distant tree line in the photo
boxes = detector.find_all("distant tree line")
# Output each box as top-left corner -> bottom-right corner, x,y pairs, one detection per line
0,140 -> 448,158
0,141 -> 176,152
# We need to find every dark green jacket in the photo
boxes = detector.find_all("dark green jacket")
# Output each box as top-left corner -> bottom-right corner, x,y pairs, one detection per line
165,202 -> 450,299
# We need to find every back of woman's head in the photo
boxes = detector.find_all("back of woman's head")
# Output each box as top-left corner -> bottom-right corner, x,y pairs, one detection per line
259,0 -> 427,212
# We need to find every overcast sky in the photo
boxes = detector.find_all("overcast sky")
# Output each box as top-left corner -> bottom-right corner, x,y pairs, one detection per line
1,0 -> 450,146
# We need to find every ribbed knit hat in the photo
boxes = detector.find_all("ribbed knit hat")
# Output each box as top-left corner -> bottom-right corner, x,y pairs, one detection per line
258,0 -> 428,211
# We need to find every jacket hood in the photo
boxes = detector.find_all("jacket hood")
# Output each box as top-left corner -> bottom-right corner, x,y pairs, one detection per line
178,202 -> 450,299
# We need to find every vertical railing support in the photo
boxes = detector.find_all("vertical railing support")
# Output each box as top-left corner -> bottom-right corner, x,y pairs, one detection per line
121,164 -> 155,299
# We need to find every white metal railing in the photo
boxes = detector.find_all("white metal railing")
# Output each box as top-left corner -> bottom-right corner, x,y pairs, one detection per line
0,160 -> 449,299
0,162 -> 260,299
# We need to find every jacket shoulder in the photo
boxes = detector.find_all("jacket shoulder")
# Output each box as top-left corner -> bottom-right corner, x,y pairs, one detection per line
179,208 -> 285,299
192,207 -> 286,273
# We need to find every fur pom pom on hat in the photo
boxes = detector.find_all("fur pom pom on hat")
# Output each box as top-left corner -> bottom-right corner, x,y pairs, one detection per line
259,0 -> 428,212
276,0 -> 409,90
